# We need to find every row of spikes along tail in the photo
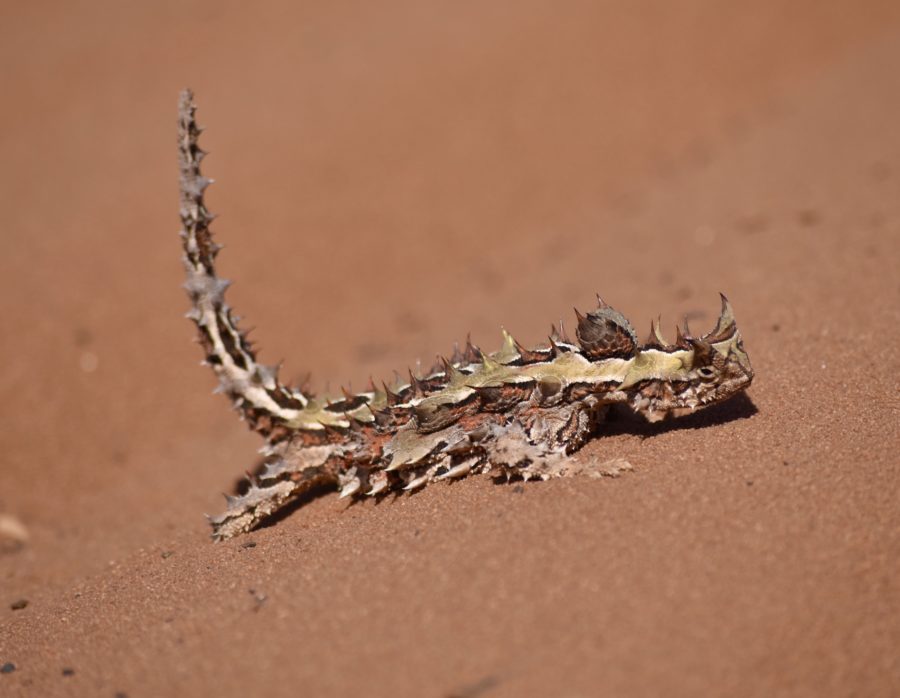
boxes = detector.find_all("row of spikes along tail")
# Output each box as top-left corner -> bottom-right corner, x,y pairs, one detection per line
178,89 -> 311,436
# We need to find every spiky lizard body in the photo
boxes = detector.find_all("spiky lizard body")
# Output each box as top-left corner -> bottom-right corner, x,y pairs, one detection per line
177,90 -> 754,540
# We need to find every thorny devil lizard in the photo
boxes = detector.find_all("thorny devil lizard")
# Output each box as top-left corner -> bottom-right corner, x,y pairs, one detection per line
177,90 -> 754,540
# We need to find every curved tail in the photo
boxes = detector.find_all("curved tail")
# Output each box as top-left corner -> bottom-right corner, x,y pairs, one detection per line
178,89 -> 309,436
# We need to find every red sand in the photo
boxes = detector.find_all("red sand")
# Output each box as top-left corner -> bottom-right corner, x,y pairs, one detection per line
1,2 -> 899,696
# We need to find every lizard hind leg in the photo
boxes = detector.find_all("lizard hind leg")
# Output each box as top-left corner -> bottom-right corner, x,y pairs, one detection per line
210,477 -> 304,541
209,443 -> 341,540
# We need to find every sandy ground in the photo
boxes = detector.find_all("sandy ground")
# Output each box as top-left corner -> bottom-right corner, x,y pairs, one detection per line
1,2 -> 899,696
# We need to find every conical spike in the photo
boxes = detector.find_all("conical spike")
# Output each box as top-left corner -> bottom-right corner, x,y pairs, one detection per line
259,459 -> 285,480
558,319 -> 572,344
463,334 -> 481,364
500,328 -> 518,355
494,328 -> 520,364
515,339 -> 549,363
408,369 -> 425,397
450,342 -> 464,365
440,355 -> 464,381
406,369 -> 418,396
441,433 -> 472,455
370,382 -> 387,405
385,370 -> 400,392
403,474 -> 429,491
252,363 -> 279,389
683,316 -> 693,339
363,402 -> 391,428
367,478 -> 389,496
691,336 -> 714,364
644,320 -> 658,348
480,350 -> 501,372
675,324 -> 690,349
547,335 -> 562,358
210,278 -> 231,303
339,478 -> 362,499
645,317 -> 669,348
381,381 -> 401,407
438,460 -> 474,480
595,294 -> 610,309
719,292 -> 735,324
549,323 -> 561,342
706,292 -> 737,340
653,317 -> 668,346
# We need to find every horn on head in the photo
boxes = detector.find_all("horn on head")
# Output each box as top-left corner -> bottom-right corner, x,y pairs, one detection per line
704,293 -> 737,341
690,336 -> 714,365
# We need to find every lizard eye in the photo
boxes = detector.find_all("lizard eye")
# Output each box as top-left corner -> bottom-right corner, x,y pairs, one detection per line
697,367 -> 716,379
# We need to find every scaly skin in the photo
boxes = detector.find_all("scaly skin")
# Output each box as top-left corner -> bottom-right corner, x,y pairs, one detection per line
177,90 -> 754,540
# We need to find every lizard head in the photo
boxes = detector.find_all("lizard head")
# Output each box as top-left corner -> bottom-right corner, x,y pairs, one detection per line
618,295 -> 754,422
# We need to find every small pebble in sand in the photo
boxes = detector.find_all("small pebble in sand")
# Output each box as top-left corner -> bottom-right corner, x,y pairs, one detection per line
0,514 -> 29,547
62,667 -> 75,677
10,599 -> 28,610
240,541 -> 256,549
160,550 -> 174,559
0,662 -> 15,674
248,588 -> 267,611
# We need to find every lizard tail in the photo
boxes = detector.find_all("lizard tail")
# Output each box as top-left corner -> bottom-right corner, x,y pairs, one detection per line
178,89 -> 309,436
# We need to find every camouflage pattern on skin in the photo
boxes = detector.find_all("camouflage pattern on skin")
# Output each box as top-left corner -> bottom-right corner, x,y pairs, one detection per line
177,90 -> 754,540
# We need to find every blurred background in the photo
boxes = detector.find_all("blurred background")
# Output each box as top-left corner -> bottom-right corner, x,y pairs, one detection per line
1,2 -> 899,696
